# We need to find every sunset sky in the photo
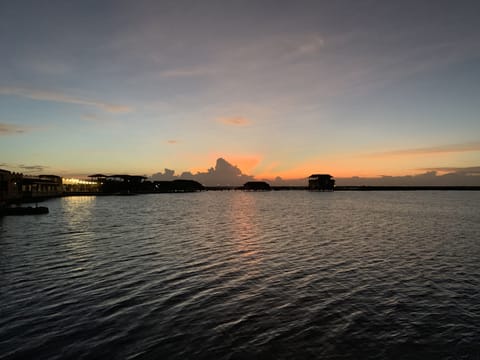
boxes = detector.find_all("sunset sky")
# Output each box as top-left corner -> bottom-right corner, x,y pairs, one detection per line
1,1 -> 479,183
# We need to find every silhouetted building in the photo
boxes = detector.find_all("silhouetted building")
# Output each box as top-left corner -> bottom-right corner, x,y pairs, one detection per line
22,175 -> 63,198
172,179 -> 204,192
308,174 -> 335,191
243,181 -> 271,191
1,170 -> 63,204
152,179 -> 204,192
0,169 -> 23,205
101,175 -> 148,194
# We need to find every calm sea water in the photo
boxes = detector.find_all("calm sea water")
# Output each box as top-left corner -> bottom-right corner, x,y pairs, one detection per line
1,191 -> 479,359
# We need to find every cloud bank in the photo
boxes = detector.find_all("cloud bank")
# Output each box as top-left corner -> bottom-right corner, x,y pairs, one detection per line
151,159 -> 480,187
370,142 -> 480,157
151,158 -> 255,186
335,169 -> 480,187
18,164 -> 48,173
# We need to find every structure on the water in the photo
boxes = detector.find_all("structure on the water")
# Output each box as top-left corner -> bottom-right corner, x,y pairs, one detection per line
1,169 -> 22,205
243,181 -> 271,191
1,169 -> 64,205
308,174 -> 335,191
153,179 -> 204,193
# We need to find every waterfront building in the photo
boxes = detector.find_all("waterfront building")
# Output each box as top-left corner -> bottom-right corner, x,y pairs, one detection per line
0,169 -> 23,205
243,181 -> 271,191
62,177 -> 99,193
308,174 -> 335,191
22,175 -> 63,198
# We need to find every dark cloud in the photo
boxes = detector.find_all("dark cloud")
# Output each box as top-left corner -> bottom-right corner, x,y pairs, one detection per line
268,176 -> 306,186
18,164 -> 47,173
420,166 -> 480,175
336,168 -> 480,186
150,168 -> 176,181
194,158 -> 255,186
0,123 -> 28,135
151,158 -> 255,186
152,162 -> 480,186
369,142 -> 480,157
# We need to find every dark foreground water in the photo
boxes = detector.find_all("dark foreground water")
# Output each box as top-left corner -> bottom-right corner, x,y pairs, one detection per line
1,191 -> 479,359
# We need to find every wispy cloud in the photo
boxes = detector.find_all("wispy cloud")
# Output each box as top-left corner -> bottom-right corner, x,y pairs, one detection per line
0,122 -> 29,135
369,142 -> 480,157
0,86 -> 132,113
167,139 -> 179,144
19,164 -> 47,173
82,114 -> 100,122
217,116 -> 251,126
160,66 -> 216,78
419,166 -> 480,174
291,34 -> 325,56
230,33 -> 326,61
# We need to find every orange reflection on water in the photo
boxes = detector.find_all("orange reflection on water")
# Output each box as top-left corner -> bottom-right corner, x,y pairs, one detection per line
227,193 -> 264,269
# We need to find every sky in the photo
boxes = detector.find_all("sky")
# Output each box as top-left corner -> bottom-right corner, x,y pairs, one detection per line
1,0 -> 480,185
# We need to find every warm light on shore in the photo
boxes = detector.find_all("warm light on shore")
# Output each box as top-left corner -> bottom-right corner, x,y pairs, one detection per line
62,178 -> 97,185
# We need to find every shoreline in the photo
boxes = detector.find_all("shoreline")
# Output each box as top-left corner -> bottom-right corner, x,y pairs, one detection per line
5,186 -> 480,205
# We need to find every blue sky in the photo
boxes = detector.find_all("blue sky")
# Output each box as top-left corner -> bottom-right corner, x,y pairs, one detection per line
1,0 -> 479,183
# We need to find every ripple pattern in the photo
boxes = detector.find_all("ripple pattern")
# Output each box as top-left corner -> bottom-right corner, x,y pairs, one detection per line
1,191 -> 480,359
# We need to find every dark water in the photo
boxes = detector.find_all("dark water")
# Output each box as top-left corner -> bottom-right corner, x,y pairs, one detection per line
1,191 -> 479,359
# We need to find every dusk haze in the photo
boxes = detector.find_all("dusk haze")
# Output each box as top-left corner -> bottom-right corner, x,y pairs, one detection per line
1,0 -> 479,184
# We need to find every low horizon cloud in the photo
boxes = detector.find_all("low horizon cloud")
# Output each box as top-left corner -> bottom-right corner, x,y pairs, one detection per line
151,158 -> 480,187
3,159 -> 479,187
18,164 -> 48,173
0,122 -> 29,135
369,142 -> 480,157
151,158 -> 255,186
419,166 -> 480,175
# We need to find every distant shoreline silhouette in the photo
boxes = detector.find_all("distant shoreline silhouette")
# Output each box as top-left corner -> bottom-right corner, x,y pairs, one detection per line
2,157 -> 480,207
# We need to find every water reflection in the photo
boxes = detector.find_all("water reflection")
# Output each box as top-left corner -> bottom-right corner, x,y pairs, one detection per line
61,196 -> 97,260
228,193 -> 263,268
62,196 -> 96,212
2,192 -> 479,359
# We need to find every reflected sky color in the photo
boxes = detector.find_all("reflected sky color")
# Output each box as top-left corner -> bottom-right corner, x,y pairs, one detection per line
229,193 -> 262,264
1,1 -> 479,181
62,196 -> 96,257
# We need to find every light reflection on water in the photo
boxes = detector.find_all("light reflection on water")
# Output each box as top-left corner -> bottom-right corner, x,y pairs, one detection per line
1,191 -> 480,359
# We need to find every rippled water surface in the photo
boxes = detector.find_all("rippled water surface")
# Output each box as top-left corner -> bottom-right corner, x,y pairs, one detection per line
1,191 -> 480,359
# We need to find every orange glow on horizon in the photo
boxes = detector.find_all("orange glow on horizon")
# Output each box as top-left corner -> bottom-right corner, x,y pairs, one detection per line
253,155 -> 436,180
